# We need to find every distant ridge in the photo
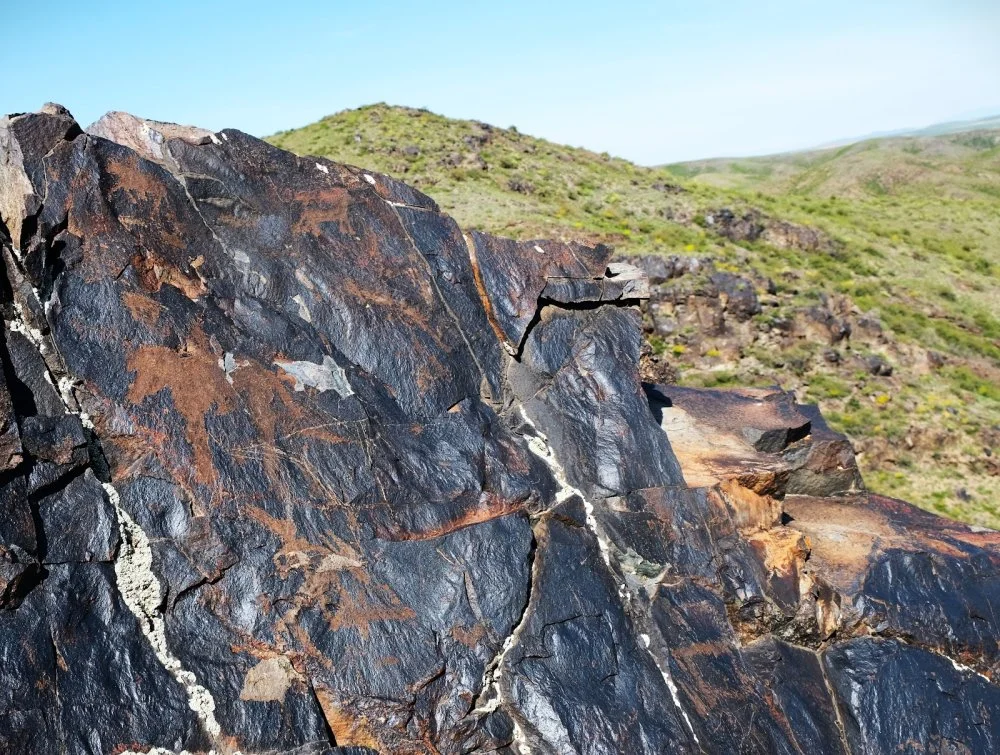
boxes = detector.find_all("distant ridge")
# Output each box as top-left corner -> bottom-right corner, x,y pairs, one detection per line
813,113 -> 1000,151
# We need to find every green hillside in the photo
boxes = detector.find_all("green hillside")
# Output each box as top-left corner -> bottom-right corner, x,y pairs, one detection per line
268,104 -> 1000,528
674,127 -> 1000,199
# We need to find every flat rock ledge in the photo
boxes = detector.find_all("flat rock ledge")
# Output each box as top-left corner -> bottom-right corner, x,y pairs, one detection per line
0,106 -> 997,754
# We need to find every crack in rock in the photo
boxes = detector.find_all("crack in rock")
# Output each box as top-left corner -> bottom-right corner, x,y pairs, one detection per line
639,632 -> 701,748
472,526 -> 537,755
3,251 -> 227,752
517,407 -> 611,566
107,481 -> 224,746
517,406 -> 701,747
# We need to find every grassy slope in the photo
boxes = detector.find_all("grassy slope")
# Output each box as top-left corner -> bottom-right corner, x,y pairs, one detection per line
268,104 -> 1000,527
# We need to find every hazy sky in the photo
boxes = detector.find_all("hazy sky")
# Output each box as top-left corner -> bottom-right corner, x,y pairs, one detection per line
4,0 -> 999,163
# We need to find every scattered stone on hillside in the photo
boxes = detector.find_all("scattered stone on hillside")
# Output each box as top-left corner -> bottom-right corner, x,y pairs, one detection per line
630,254 -> 762,343
0,105 -> 998,754
763,217 -> 836,252
651,181 -> 686,193
856,312 -> 883,332
863,353 -> 894,376
705,207 -> 765,243
506,178 -> 534,194
639,339 -> 679,384
710,270 -> 762,321
927,349 -> 947,369
802,304 -> 852,344
629,253 -> 705,285
704,207 -> 837,253
463,132 -> 490,148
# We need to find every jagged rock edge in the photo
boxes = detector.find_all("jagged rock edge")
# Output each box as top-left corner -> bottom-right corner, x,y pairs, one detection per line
0,143 -> 227,751
3,109 -> 998,753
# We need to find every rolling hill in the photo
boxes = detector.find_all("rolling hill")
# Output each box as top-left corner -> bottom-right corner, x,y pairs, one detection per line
268,104 -> 1000,527
811,113 -> 1000,148
673,125 -> 1000,198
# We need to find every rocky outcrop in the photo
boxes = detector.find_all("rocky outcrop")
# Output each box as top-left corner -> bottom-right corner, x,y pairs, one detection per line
703,208 -> 836,253
0,106 -> 998,754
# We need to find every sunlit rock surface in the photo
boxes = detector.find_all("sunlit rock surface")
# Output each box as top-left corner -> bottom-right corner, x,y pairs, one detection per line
0,106 -> 997,754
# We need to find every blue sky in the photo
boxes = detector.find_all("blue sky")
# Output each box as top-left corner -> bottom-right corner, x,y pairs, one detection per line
3,1 -> 998,163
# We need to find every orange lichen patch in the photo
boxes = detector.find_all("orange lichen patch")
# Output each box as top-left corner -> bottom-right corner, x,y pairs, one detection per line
103,152 -> 188,249
126,326 -> 235,486
227,363 -> 353,505
226,637 -> 293,668
289,186 -> 353,238
122,290 -> 163,326
245,504 -> 362,578
244,503 -> 414,639
105,151 -> 170,204
128,250 -> 206,300
452,623 -> 487,649
465,234 -> 512,349
742,528 -> 812,626
313,688 -> 381,751
385,495 -> 525,542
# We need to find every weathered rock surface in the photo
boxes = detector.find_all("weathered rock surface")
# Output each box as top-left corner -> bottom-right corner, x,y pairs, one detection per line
0,105 -> 997,754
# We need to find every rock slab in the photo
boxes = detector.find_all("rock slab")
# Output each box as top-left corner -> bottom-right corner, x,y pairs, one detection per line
0,106 -> 997,754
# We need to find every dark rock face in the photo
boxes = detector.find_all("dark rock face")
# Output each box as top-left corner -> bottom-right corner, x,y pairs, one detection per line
703,208 -> 835,253
0,106 -> 997,754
